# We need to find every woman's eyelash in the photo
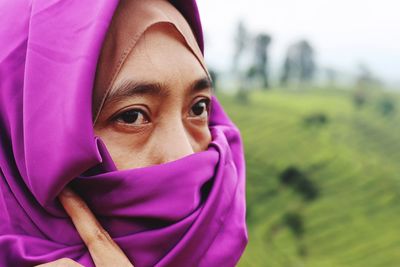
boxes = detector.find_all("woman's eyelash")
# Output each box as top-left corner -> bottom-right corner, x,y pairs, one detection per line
190,98 -> 211,117
112,109 -> 150,124
110,97 -> 211,125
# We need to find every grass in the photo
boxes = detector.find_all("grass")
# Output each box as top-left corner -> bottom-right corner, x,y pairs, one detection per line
216,88 -> 400,267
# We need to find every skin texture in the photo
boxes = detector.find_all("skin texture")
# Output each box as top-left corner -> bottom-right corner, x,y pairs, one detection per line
39,24 -> 212,266
93,24 -> 212,170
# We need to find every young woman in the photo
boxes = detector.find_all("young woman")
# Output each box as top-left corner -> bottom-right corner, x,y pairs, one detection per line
0,0 -> 248,266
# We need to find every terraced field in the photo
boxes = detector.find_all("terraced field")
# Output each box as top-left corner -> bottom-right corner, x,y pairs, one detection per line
217,88 -> 400,267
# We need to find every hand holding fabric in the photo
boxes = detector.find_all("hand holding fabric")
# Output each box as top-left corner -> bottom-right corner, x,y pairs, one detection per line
35,187 -> 134,267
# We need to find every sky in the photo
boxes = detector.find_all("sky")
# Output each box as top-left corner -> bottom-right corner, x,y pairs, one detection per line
196,0 -> 400,87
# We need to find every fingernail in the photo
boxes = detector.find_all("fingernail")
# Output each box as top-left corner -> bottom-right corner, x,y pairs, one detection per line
61,187 -> 74,197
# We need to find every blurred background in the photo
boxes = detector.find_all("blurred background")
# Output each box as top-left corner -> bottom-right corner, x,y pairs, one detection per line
196,0 -> 400,266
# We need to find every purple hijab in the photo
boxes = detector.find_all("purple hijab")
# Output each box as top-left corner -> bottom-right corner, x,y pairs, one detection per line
0,0 -> 248,266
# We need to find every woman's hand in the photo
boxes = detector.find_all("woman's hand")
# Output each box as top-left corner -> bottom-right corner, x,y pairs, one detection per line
35,187 -> 134,267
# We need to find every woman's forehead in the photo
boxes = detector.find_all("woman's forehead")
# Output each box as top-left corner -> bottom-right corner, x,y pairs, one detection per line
92,0 -> 208,123
114,24 -> 207,87
105,26 -> 211,108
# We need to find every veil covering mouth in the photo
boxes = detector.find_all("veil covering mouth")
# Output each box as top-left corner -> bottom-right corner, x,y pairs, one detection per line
0,0 -> 248,266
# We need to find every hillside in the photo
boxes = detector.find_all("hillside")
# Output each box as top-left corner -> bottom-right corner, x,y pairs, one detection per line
217,88 -> 400,267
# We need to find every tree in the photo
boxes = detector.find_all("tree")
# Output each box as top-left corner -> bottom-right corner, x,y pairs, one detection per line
280,40 -> 316,87
232,21 -> 249,73
253,33 -> 271,89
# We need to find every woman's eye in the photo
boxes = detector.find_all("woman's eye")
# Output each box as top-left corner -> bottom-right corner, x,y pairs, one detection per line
190,99 -> 210,118
114,109 -> 149,125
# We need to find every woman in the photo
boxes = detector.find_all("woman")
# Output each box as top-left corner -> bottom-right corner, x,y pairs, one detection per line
0,0 -> 248,266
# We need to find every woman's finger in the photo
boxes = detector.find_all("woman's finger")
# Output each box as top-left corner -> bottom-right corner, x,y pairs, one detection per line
58,187 -> 133,267
34,257 -> 84,267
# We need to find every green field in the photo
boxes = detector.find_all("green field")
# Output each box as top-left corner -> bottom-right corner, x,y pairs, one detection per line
217,88 -> 400,267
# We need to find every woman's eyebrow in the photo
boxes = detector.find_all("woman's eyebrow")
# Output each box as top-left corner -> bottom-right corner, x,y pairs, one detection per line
105,76 -> 212,104
191,76 -> 213,94
106,81 -> 166,104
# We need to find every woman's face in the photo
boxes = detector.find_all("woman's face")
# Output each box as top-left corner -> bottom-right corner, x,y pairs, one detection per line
94,24 -> 212,170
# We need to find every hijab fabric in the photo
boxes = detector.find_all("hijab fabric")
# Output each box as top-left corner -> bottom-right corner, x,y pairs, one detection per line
0,0 -> 248,266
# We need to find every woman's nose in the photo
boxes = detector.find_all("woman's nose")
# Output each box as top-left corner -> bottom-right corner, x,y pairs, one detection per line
152,120 -> 194,164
